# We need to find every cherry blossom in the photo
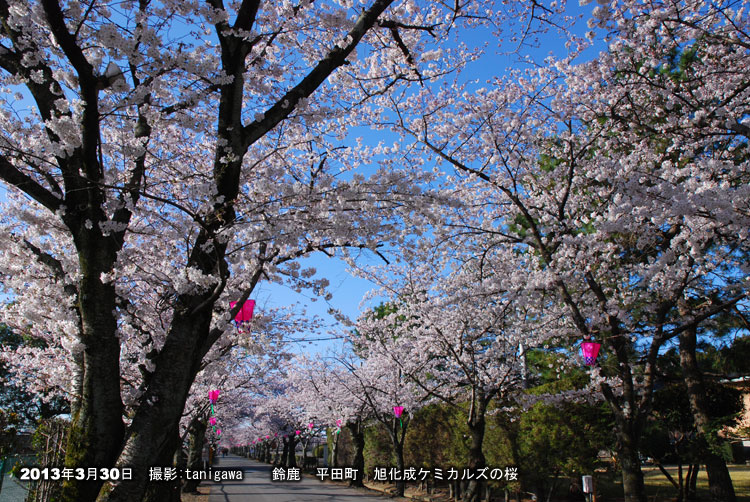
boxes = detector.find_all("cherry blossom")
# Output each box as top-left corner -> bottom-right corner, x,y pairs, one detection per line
361,3 -> 749,501
0,1 -> 519,499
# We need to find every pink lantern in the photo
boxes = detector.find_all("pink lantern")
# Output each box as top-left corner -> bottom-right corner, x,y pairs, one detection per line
336,419 -> 342,427
274,433 -> 278,437
230,300 -> 256,333
266,435 -> 270,439
209,417 -> 217,426
581,341 -> 601,365
308,422 -> 314,430
216,429 -> 222,436
295,430 -> 301,435
208,390 -> 220,404
393,406 -> 405,428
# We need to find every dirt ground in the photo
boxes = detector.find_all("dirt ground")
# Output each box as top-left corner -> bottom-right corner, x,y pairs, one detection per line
363,480 -> 453,501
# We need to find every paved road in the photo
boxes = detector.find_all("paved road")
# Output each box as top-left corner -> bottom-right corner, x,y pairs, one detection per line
0,472 -> 28,502
208,456 -> 396,502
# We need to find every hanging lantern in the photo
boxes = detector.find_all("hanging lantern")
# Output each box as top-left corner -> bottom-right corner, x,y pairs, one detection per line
295,430 -> 301,435
266,435 -> 270,439
335,419 -> 342,435
216,429 -> 222,436
209,417 -> 217,426
230,300 -> 256,333
308,422 -> 314,430
581,341 -> 601,365
393,406 -> 405,428
208,389 -> 220,403
208,389 -> 220,416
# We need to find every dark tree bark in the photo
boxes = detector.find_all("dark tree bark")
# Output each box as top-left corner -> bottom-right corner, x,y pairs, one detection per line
462,430 -> 486,501
615,422 -> 647,502
687,464 -> 699,500
286,436 -> 297,468
301,437 -> 310,470
143,428 -> 183,502
280,438 -> 289,465
679,326 -> 736,502
462,398 -> 487,502
387,418 -> 407,497
182,417 -> 208,494
60,269 -> 124,502
330,430 -> 339,468
347,421 -> 365,488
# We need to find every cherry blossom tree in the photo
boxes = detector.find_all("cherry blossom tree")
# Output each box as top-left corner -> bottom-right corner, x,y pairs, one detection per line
364,2 -> 750,501
283,353 -> 371,481
328,345 -> 428,497
178,306 -> 295,495
252,381 -> 321,467
353,256 -> 559,502
0,1 -> 520,500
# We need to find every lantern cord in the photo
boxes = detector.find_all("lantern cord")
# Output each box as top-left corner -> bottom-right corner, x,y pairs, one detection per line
399,419 -> 403,429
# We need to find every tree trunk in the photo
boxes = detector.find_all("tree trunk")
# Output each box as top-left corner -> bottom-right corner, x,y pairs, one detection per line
499,416 -> 529,498
463,412 -> 487,502
687,464 -> 699,501
281,438 -> 288,465
287,436 -> 297,468
347,422 -> 365,488
678,461 -> 684,502
390,419 -> 406,497
143,427 -> 182,502
616,425 -> 647,502
656,461 -> 680,492
61,247 -> 125,502
600,344 -> 648,502
331,431 -> 339,468
679,327 -> 736,502
182,417 -> 207,493
453,480 -> 462,500
96,308 -> 214,502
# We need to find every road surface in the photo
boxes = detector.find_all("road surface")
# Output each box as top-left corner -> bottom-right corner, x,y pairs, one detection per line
208,456 -> 398,502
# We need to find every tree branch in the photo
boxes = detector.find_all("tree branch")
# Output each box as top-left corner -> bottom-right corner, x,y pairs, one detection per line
242,0 -> 395,148
0,155 -> 62,212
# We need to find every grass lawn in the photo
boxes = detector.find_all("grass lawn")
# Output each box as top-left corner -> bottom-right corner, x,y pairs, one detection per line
593,464 -> 750,502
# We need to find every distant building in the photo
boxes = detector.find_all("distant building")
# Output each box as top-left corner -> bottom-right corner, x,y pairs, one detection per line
722,376 -> 750,463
